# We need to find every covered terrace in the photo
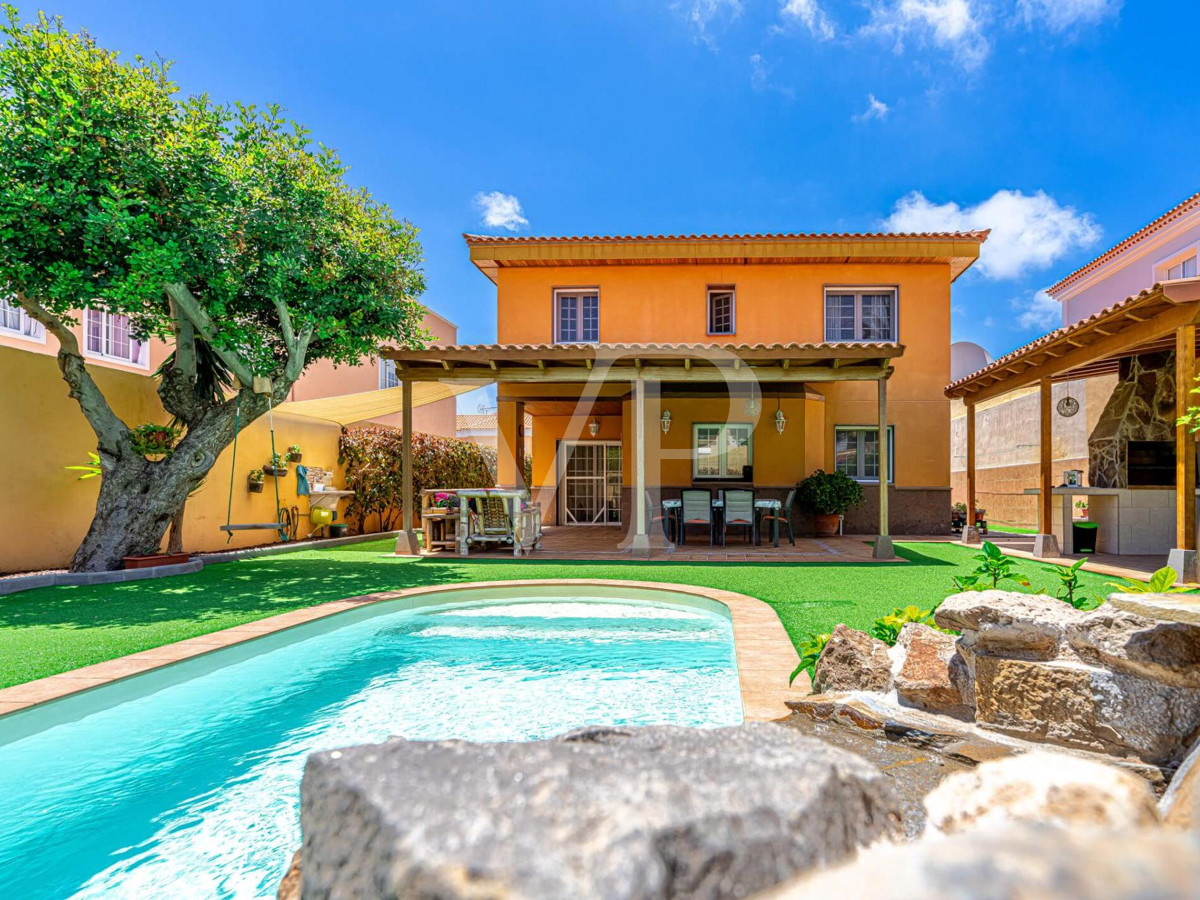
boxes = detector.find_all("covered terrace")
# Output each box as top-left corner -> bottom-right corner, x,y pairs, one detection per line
946,277 -> 1200,579
382,340 -> 904,559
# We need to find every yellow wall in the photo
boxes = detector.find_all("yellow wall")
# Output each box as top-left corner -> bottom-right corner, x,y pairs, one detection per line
0,345 -> 350,573
492,261 -> 952,490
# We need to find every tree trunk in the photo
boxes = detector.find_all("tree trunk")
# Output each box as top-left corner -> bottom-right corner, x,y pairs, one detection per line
167,500 -> 187,555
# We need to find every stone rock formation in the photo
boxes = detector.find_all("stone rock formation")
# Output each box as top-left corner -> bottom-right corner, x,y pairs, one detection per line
935,590 -> 1083,660
922,750 -> 1159,834
893,623 -> 974,719
812,624 -> 893,694
297,724 -> 902,899
1161,735 -> 1200,829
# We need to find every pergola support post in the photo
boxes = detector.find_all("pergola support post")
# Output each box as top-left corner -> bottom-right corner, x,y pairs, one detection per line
1032,377 -> 1061,559
394,379 -> 420,556
630,376 -> 650,558
1168,324 -> 1198,583
872,375 -> 894,560
962,400 -> 981,545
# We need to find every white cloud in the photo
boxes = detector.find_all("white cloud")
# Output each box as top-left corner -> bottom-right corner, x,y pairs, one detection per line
676,0 -> 743,46
474,191 -> 528,231
1017,0 -> 1121,32
749,53 -> 795,96
779,0 -> 835,40
864,0 -> 990,71
883,189 -> 1102,280
853,93 -> 890,122
1015,289 -> 1061,329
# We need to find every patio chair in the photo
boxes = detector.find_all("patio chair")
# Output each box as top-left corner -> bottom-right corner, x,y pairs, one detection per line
645,490 -> 672,541
679,489 -> 713,546
470,495 -> 514,545
759,488 -> 797,546
722,489 -> 755,546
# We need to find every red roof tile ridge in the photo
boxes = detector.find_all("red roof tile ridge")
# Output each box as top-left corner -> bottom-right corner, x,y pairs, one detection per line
1048,191 -> 1200,295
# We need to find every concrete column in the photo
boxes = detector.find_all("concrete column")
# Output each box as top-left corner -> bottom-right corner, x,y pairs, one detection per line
872,376 -> 894,560
1033,377 -> 1061,558
394,379 -> 420,556
1170,324 -> 1198,582
631,376 -> 650,558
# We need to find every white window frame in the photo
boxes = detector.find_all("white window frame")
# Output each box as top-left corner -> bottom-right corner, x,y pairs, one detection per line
82,309 -> 148,368
823,286 -> 898,342
706,286 -> 736,336
553,288 -> 600,344
379,357 -> 400,389
834,425 -> 895,483
1154,242 -> 1199,283
0,296 -> 46,343
692,422 -> 754,480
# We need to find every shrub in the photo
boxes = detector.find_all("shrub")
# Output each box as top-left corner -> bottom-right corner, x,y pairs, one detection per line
340,426 -> 499,532
795,469 -> 864,516
1106,567 -> 1187,595
788,632 -> 831,686
871,605 -> 937,646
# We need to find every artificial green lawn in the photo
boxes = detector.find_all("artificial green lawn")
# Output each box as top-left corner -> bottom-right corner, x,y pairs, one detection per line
0,539 -> 1141,689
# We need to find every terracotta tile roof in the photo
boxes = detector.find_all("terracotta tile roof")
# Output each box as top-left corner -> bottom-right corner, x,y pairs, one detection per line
456,413 -> 532,432
1047,191 -> 1200,296
464,230 -> 990,244
944,282 -> 1189,396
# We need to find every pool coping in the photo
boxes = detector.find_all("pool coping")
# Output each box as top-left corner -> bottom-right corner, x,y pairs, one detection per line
0,579 -> 806,723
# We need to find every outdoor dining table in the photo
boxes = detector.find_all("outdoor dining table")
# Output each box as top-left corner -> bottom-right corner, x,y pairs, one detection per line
661,497 -> 782,548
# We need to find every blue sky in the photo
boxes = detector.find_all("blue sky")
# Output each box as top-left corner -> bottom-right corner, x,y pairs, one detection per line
39,1 -> 1200,410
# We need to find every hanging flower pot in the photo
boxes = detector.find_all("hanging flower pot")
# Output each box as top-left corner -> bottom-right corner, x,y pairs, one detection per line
248,469 -> 265,492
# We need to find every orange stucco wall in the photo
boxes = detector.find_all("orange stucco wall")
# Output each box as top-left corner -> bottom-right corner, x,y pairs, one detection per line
492,262 -> 952,493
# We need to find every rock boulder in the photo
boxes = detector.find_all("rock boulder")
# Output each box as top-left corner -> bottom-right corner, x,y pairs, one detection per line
1067,609 -> 1200,689
1161,735 -> 1200,829
894,623 -> 974,719
813,624 -> 893,694
935,591 -> 1083,660
923,750 -> 1159,834
298,724 -> 902,899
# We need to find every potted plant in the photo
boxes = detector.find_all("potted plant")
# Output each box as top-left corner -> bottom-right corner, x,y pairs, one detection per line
248,469 -> 265,493
796,469 -> 865,537
951,501 -> 967,530
131,423 -> 180,457
286,444 -> 303,463
263,453 -> 289,477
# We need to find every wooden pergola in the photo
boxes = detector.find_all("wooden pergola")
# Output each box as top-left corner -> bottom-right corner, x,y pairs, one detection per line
382,341 -> 903,558
945,278 -> 1200,569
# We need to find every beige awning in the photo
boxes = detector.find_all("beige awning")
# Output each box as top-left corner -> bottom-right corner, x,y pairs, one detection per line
275,382 -> 481,426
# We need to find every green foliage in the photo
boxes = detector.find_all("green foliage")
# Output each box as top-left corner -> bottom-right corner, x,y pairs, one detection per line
1107,567 -> 1188,595
65,451 -> 102,481
788,632 -> 831,686
247,469 -> 264,483
266,452 -> 288,470
795,469 -> 865,516
969,541 -> 1031,591
870,605 -> 937,646
286,445 -> 302,461
1178,375 -> 1200,434
129,423 -> 179,456
340,426 -> 499,532
1049,558 -> 1094,608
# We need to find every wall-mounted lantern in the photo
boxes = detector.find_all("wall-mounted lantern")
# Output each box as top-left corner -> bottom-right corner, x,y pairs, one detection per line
743,396 -> 759,416
775,408 -> 787,434
588,418 -> 600,437
660,410 -> 672,434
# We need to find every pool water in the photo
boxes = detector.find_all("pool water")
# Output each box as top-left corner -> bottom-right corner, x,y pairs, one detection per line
0,589 -> 741,898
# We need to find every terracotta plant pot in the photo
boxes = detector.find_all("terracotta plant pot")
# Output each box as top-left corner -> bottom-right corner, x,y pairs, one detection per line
812,513 -> 841,537
122,552 -> 190,570
248,480 -> 265,493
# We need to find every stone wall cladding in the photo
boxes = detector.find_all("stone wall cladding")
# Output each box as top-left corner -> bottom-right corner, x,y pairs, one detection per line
841,486 -> 951,535
1088,351 -> 1178,489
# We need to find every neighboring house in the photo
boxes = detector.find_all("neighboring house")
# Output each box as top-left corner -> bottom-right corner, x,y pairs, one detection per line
456,412 -> 533,449
950,191 -> 1200,529
385,230 -> 988,544
288,308 -> 459,436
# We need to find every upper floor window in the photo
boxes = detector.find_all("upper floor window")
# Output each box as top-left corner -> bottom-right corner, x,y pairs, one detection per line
824,288 -> 897,342
379,358 -> 400,389
554,289 -> 599,344
707,287 -> 736,336
0,296 -> 45,342
1167,255 -> 1197,281
84,309 -> 147,367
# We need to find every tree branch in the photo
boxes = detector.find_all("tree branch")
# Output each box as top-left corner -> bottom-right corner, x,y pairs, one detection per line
285,322 -> 315,383
170,298 -> 198,380
164,283 -> 257,388
17,293 -> 131,454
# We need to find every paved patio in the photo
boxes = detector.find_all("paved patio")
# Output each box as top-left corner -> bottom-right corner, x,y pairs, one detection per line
433,526 -> 899,563
979,532 -> 1172,583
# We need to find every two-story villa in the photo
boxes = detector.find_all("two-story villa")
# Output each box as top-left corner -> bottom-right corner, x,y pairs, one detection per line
384,230 -> 988,557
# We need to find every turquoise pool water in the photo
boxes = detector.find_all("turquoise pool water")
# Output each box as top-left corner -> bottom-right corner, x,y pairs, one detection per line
0,586 -> 741,898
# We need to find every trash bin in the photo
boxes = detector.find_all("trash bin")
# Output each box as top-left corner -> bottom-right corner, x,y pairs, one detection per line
328,523 -> 348,538
1072,521 -> 1099,554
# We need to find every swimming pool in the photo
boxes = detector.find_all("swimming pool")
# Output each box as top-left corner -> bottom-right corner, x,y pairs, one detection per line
0,584 -> 741,898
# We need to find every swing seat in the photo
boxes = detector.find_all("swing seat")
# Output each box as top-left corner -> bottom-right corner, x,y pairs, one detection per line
220,524 -> 286,533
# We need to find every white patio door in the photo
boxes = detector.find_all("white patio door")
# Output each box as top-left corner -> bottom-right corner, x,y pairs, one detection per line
559,441 -> 622,525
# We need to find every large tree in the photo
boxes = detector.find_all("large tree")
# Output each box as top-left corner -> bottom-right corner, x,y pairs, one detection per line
0,10 -> 427,571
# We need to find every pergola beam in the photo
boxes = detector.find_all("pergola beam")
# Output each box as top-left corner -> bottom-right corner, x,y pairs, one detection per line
390,364 -> 892,384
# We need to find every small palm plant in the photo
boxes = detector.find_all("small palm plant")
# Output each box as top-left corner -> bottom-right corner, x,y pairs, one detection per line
65,451 -> 102,480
